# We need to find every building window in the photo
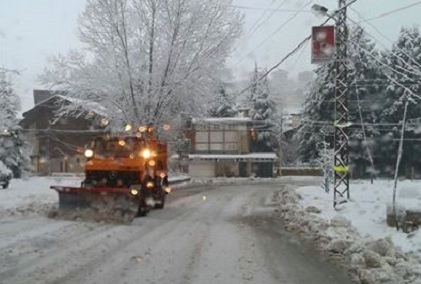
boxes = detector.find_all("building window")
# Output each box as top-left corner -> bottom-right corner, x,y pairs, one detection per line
210,143 -> 224,151
210,131 -> 223,143
196,143 -> 209,151
196,131 -> 208,143
225,143 -> 238,151
224,131 -> 237,142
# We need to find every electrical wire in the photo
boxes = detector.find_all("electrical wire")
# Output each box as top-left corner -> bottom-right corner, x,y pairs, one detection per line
360,1 -> 421,22
229,5 -> 312,13
234,0 -> 360,98
349,11 -> 421,76
247,0 -> 289,36
234,0 -> 315,66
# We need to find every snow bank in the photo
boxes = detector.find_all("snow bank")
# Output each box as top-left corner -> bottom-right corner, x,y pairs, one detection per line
297,180 -> 421,254
276,180 -> 421,284
0,176 -> 82,217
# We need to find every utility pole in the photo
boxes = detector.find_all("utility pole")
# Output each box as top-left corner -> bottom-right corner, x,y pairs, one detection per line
333,0 -> 350,207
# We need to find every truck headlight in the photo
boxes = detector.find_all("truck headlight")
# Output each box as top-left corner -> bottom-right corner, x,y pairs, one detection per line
141,149 -> 151,159
146,181 -> 154,189
84,149 -> 94,158
130,189 -> 139,195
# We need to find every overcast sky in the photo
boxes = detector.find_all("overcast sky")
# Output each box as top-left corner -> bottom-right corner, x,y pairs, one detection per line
0,0 -> 420,112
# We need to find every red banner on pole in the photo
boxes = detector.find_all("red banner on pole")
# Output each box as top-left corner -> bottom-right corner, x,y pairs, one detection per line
312,26 -> 335,64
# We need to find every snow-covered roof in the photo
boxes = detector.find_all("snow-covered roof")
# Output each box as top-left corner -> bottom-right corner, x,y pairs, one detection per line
23,94 -> 108,118
187,153 -> 278,160
192,117 -> 252,124
56,95 -> 108,117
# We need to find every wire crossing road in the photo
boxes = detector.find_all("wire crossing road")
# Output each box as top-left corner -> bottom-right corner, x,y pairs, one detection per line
0,182 -> 353,284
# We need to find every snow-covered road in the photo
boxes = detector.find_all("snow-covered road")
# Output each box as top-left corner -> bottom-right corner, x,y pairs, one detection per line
0,182 -> 353,284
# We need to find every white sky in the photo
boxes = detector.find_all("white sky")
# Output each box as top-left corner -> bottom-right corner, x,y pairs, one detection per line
0,0 -> 420,112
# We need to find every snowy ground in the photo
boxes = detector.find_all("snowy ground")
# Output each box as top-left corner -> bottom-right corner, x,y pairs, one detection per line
0,181 -> 353,284
276,177 -> 421,284
297,179 -> 421,255
0,177 -> 82,217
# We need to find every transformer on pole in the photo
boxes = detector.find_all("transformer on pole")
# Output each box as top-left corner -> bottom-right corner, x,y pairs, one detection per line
333,0 -> 350,207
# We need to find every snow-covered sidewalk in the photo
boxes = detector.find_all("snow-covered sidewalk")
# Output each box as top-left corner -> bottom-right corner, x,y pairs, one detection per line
0,176 -> 82,217
297,180 -> 421,255
276,178 -> 421,284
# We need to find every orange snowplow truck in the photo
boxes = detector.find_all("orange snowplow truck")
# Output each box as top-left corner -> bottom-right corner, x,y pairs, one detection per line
51,130 -> 170,223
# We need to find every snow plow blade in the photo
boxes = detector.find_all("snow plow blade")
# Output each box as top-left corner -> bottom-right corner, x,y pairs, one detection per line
50,186 -> 140,224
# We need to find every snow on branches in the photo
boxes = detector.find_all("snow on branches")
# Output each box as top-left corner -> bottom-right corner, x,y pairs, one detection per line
0,72 -> 28,177
40,0 -> 243,127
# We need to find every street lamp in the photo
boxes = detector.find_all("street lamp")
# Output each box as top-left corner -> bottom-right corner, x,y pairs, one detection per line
311,4 -> 329,17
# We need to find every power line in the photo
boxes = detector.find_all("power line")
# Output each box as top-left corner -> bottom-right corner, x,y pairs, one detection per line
348,36 -> 421,94
235,0 -> 359,98
229,5 -> 312,13
349,11 -> 421,76
361,0 -> 421,22
230,1 -> 280,57
237,34 -> 313,97
247,0 -> 289,36
246,1 -> 278,33
234,0 -> 315,66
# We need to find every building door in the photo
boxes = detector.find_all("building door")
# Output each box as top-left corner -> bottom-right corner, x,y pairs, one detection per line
239,162 -> 247,177
60,159 -> 68,172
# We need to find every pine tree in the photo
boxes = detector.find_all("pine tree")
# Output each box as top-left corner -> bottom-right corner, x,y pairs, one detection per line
347,27 -> 384,176
379,27 -> 421,176
297,27 -> 383,174
249,65 -> 278,152
296,62 -> 335,163
0,71 -> 28,177
208,84 -> 236,117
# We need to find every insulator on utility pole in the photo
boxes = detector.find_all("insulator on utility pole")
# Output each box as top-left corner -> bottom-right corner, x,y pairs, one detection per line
333,0 -> 350,208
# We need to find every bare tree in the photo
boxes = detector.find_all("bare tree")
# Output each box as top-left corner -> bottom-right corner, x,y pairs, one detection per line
39,0 -> 243,127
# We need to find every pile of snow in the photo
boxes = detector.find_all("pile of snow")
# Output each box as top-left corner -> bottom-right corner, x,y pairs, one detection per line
168,174 -> 191,184
297,180 -> 421,254
0,176 -> 82,217
276,180 -> 421,284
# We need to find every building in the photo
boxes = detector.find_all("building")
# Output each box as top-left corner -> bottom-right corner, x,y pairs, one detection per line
179,117 -> 278,178
20,90 -> 108,175
282,113 -> 302,133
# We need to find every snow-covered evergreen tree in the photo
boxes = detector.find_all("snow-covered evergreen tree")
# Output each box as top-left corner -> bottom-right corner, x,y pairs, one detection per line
347,27 -> 384,176
296,62 -> 335,163
249,65 -> 278,152
378,26 -> 421,176
382,27 -> 421,121
0,71 -> 28,177
208,84 -> 236,117
297,27 -> 383,174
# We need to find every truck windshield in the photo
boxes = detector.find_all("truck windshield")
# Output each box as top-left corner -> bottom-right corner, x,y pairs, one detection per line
94,137 -> 144,158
